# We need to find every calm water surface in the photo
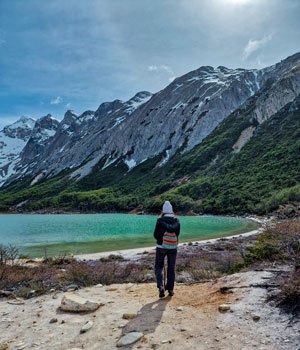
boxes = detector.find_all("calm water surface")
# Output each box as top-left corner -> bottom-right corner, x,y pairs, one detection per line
0,214 -> 259,257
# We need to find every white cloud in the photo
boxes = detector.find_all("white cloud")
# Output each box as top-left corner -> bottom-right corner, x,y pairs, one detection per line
66,102 -> 72,108
0,38 -> 5,46
242,34 -> 272,60
147,64 -> 174,75
50,96 -> 63,105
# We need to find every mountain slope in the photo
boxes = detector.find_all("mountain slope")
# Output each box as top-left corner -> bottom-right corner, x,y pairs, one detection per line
4,67 -> 267,185
0,53 -> 299,214
0,116 -> 35,186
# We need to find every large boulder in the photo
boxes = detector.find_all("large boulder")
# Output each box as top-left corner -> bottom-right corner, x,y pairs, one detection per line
60,293 -> 104,312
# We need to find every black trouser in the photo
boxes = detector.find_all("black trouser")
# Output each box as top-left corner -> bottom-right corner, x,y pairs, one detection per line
155,247 -> 177,292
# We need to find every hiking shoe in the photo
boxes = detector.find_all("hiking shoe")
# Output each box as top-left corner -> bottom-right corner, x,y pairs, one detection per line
168,290 -> 174,297
159,288 -> 165,298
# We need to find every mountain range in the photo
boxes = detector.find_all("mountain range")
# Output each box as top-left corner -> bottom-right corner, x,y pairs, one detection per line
0,52 -> 299,214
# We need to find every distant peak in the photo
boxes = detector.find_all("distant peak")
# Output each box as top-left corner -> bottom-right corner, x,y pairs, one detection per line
130,91 -> 152,101
35,114 -> 60,129
18,115 -> 35,123
5,116 -> 36,130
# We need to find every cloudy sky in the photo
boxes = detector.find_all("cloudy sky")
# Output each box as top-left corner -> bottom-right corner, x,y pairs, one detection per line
0,0 -> 299,129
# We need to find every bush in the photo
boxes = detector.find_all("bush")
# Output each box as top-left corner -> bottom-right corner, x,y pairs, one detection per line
0,244 -> 19,265
278,266 -> 300,316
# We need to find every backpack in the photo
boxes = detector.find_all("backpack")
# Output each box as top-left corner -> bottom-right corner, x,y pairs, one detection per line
162,231 -> 178,249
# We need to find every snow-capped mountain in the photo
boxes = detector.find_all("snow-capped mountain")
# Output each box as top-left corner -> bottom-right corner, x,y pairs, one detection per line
0,116 -> 35,184
1,52 -> 300,187
0,115 -> 59,186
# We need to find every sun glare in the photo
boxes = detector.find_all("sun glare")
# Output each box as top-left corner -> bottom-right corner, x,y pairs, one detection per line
225,0 -> 250,4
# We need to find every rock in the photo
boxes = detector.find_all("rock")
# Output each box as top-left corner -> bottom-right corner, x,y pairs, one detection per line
122,313 -> 137,320
106,287 -> 118,291
80,320 -> 94,333
60,293 -> 104,312
176,307 -> 183,311
95,283 -> 103,288
252,314 -> 261,322
161,340 -> 172,344
218,304 -> 231,312
15,342 -> 27,350
49,318 -> 58,323
7,298 -> 25,305
65,284 -> 79,292
118,322 -> 127,328
117,332 -> 144,347
0,290 -> 14,296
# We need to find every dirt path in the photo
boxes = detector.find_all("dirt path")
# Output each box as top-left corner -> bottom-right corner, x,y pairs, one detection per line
0,269 -> 299,350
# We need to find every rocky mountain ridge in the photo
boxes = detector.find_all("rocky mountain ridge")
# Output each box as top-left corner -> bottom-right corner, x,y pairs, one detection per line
0,52 -> 299,191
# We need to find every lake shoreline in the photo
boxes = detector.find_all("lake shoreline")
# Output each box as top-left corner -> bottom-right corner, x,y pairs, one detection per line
1,213 -> 265,258
75,226 -> 265,261
73,215 -> 267,260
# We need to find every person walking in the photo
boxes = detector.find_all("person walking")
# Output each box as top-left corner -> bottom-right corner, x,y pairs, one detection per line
153,200 -> 180,298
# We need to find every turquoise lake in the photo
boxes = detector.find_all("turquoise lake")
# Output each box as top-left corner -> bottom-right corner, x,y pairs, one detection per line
0,214 -> 259,257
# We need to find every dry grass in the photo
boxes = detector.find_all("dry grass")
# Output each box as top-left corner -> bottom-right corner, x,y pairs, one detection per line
1,218 -> 299,320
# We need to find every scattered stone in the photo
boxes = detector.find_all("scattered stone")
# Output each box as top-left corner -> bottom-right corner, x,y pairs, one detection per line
60,293 -> 104,312
15,342 -> 27,350
180,328 -> 187,332
118,322 -> 127,328
117,332 -> 144,347
7,298 -> 25,305
122,313 -> 137,320
218,304 -> 231,312
65,284 -> 79,292
176,307 -> 183,311
80,320 -> 94,333
95,283 -> 103,288
252,314 -> 261,322
49,318 -> 58,324
161,339 -> 172,344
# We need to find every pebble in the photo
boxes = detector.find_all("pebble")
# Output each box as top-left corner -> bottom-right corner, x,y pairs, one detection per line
252,314 -> 261,322
122,313 -> 137,320
80,320 -> 94,334
15,342 -> 27,350
218,304 -> 231,312
117,332 -> 144,347
49,318 -> 58,324
7,299 -> 25,305
118,322 -> 127,328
